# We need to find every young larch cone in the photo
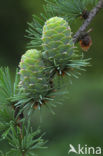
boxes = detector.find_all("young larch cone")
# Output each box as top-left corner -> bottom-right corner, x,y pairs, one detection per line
42,16 -> 75,75
19,49 -> 50,108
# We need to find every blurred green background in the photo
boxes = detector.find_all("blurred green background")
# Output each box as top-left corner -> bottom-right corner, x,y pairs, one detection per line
0,0 -> 103,155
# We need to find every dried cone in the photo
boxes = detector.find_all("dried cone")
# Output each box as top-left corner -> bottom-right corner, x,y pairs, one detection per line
42,16 -> 75,75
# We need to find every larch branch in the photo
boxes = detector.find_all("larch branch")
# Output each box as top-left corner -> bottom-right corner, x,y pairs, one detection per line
73,0 -> 103,43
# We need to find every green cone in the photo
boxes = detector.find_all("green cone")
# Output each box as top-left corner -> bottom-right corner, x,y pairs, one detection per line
42,16 -> 75,75
19,49 -> 50,107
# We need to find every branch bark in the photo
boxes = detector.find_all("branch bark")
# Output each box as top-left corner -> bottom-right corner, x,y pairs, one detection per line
73,0 -> 103,43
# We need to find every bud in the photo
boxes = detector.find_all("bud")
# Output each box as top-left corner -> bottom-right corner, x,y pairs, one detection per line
79,34 -> 92,51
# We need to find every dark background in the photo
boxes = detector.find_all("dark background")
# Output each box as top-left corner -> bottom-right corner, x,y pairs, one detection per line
0,0 -> 103,155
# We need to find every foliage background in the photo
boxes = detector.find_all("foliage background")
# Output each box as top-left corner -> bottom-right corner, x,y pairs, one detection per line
0,0 -> 103,155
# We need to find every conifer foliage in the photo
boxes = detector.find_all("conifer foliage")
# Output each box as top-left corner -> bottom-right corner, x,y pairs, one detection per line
0,0 -> 102,155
